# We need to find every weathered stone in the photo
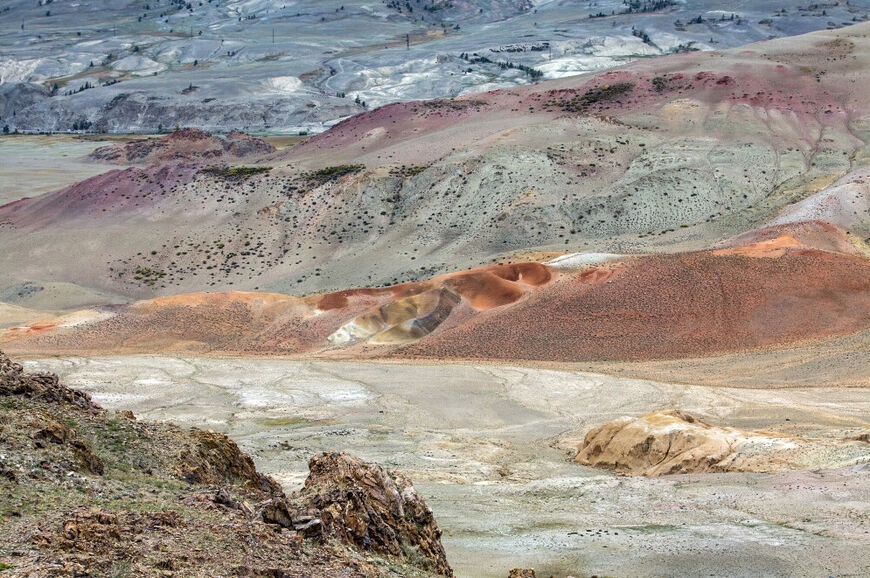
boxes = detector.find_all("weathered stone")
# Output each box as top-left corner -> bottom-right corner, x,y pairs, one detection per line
299,451 -> 453,576
174,429 -> 282,494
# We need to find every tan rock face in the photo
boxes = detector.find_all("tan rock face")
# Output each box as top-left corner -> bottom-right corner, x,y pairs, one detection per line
575,410 -> 745,476
300,451 -> 453,577
574,410 -> 870,477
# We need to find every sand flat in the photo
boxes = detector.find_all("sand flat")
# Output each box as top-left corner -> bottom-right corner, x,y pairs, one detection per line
21,355 -> 870,577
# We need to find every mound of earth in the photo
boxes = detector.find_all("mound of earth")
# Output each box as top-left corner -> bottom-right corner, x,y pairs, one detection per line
0,262 -> 555,356
715,220 -> 867,257
395,233 -> 870,362
2,230 -> 869,362
88,129 -> 275,165
0,302 -> 52,330
0,350 -> 452,576
767,169 -> 870,237
574,410 -> 869,477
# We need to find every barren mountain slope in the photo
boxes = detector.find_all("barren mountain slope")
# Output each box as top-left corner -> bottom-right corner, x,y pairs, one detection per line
2,0 -> 863,133
2,24 -> 870,305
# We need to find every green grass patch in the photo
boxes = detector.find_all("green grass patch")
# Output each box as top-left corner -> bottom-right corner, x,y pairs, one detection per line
257,416 -> 316,427
389,165 -> 429,179
622,524 -> 681,534
303,164 -> 365,186
201,166 -> 271,180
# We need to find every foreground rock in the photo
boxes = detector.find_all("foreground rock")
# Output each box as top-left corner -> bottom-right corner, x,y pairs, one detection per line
88,128 -> 275,165
0,350 -> 451,576
575,410 -> 870,477
298,451 -> 452,576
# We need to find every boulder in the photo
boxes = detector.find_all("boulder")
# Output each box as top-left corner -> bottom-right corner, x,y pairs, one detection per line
575,410 -> 749,476
299,451 -> 453,576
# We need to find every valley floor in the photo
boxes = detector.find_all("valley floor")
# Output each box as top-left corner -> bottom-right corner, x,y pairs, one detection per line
22,356 -> 870,577
0,135 -> 128,206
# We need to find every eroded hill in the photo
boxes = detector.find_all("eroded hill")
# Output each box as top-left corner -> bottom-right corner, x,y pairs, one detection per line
2,24 -> 870,306
3,220 -> 868,364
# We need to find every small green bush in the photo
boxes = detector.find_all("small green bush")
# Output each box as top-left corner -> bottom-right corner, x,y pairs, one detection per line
201,166 -> 271,180
303,164 -> 365,186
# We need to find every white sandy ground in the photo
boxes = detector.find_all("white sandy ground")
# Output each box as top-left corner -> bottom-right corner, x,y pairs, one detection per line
20,356 -> 870,577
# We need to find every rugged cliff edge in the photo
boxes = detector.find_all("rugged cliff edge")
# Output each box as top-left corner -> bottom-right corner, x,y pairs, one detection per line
0,350 -> 452,577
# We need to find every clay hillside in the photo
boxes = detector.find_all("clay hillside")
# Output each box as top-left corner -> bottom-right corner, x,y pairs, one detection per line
1,24 -> 869,365
2,220 -> 868,363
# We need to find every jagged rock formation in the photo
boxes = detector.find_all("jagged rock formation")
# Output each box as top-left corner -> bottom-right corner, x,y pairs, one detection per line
299,451 -> 453,576
575,410 -> 870,477
88,129 -> 275,165
174,429 -> 281,493
0,350 -> 452,576
0,348 -> 98,411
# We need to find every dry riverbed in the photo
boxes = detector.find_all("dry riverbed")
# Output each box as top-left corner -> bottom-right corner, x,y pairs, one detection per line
22,356 -> 870,577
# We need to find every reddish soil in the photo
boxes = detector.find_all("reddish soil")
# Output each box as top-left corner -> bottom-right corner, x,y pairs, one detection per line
3,249 -> 868,362
394,248 -> 870,362
0,263 -> 553,355
285,44 -> 852,167
720,220 -> 864,256
315,263 -> 551,312
0,164 -> 200,228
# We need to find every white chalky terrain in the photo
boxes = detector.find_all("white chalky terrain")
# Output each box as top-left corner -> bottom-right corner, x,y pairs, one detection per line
1,0 -> 868,133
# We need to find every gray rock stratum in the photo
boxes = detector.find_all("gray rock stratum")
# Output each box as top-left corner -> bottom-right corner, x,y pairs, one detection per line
1,0 -> 868,133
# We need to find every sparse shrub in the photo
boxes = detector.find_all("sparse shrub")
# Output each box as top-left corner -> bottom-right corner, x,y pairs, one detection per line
302,164 -> 365,186
201,166 -> 271,180
547,82 -> 635,113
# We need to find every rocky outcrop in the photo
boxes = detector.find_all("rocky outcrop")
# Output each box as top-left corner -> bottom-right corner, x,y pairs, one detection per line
88,129 -> 275,165
575,410 -> 870,477
298,451 -> 453,576
174,429 -> 282,494
0,349 -> 454,576
33,414 -> 105,475
576,410 -> 744,476
0,350 -> 99,412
